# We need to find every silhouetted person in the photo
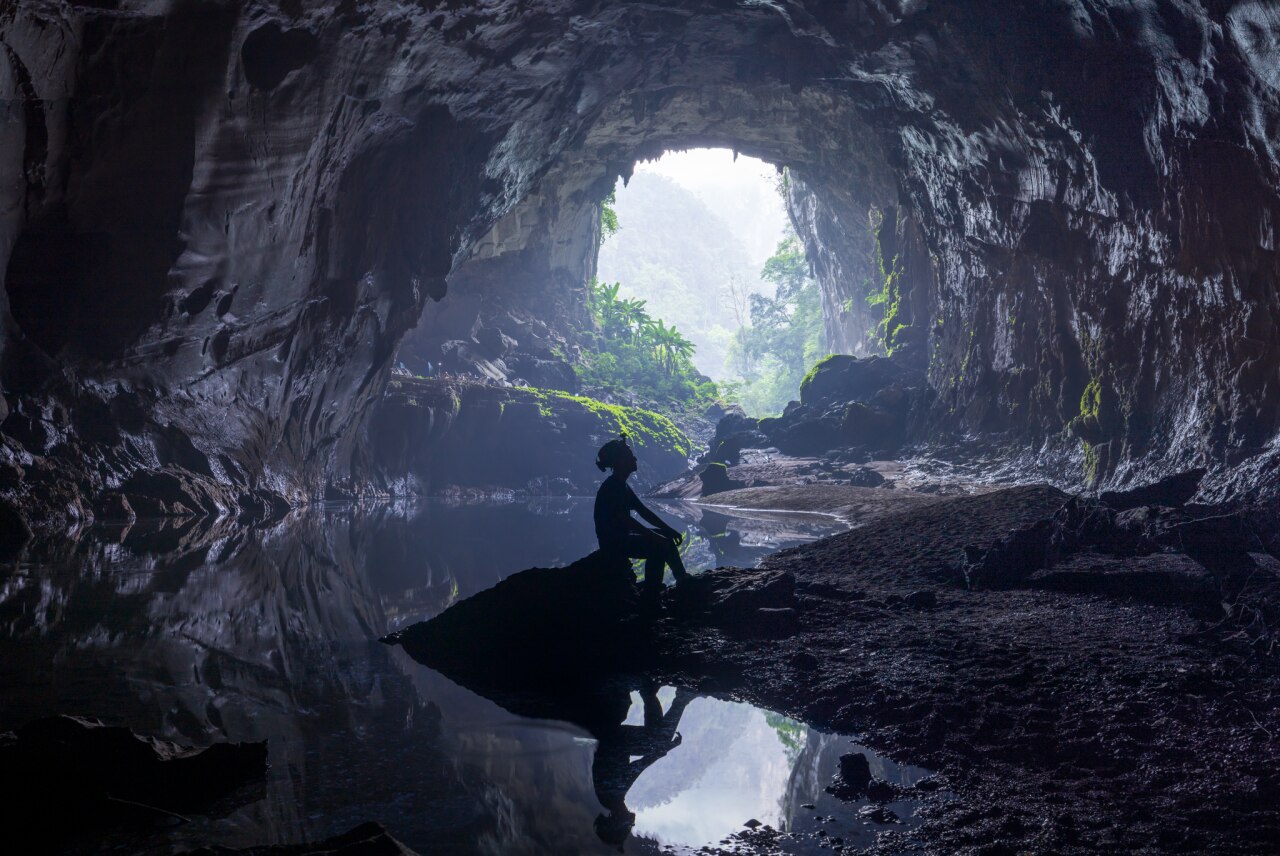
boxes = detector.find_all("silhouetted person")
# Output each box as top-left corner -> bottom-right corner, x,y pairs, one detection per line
594,435 -> 689,603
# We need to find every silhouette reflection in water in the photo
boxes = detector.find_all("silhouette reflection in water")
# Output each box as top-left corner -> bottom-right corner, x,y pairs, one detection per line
589,680 -> 697,845
1,501 -> 851,854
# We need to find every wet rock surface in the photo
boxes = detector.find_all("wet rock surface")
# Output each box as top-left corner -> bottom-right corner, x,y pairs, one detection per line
400,484 -> 1280,853
1,715 -> 267,849
385,551 -> 650,698
711,356 -> 927,461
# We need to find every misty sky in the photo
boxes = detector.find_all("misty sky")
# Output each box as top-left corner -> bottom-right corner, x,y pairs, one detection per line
596,148 -> 796,380
630,148 -> 790,266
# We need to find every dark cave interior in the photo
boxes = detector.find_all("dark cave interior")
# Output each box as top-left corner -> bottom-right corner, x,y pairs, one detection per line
2,2 -> 1280,854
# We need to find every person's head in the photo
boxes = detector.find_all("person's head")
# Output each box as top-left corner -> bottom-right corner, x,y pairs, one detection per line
596,434 -> 637,477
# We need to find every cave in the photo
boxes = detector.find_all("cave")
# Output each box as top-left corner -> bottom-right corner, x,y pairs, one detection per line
2,2 -> 1279,854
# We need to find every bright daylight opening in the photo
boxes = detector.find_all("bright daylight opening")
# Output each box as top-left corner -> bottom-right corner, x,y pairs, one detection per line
593,148 -> 828,417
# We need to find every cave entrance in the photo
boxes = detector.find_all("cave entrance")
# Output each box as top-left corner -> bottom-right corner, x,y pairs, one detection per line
593,148 -> 826,418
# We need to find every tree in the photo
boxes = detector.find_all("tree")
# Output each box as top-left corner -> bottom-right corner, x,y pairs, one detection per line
618,297 -> 653,343
760,233 -> 810,300
727,228 -> 828,416
600,189 -> 619,244
582,275 -> 713,408
649,319 -> 696,375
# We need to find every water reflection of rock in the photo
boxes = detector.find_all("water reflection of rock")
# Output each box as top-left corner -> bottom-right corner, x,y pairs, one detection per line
0,507 -> 618,854
653,501 -> 845,572
4,509 -> 438,849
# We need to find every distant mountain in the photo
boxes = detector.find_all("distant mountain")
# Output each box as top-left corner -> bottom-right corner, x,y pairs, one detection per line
597,172 -> 777,380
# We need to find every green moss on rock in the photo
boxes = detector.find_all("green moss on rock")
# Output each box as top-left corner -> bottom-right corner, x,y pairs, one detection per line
515,387 -> 693,459
800,354 -> 840,396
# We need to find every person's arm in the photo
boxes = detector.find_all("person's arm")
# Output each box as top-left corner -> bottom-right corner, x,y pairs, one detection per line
627,487 -> 683,543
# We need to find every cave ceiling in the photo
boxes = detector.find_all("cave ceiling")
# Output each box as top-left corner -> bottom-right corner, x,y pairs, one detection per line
1,0 -> 1278,527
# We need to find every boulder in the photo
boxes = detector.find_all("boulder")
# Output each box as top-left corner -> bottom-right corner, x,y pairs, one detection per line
703,430 -> 768,466
1100,468 -> 1207,511
961,519 -> 1055,589
846,466 -> 887,488
774,417 -> 844,456
1,716 -> 266,847
799,355 -> 915,409
472,324 -> 518,359
712,412 -> 760,445
386,551 -> 649,691
699,462 -> 748,496
827,752 -> 872,799
1028,552 -> 1217,606
841,402 -> 900,448
93,491 -> 136,523
697,571 -> 799,636
119,467 -> 234,520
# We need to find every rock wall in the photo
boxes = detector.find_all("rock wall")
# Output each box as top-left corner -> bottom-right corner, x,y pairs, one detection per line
395,186 -> 600,392
365,377 -> 690,497
3,1 -> 1279,531
786,177 -> 884,359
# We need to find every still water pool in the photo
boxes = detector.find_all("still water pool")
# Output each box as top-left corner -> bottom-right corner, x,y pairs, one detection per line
0,499 -> 933,854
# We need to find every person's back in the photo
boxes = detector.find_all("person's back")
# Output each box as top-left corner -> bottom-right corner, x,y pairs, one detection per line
594,473 -> 633,554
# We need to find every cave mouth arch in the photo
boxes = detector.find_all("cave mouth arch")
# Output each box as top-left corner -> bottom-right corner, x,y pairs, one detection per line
396,73 -> 902,420
588,146 -> 887,418
2,0 -> 1277,523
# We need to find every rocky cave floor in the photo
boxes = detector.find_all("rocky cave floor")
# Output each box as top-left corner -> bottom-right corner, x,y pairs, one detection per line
642,485 -> 1280,855
399,456 -> 1280,855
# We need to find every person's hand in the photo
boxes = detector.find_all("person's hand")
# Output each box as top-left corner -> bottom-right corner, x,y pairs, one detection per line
665,528 -> 683,546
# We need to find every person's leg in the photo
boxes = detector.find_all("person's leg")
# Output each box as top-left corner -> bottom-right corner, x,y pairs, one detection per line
642,554 -> 663,600
665,539 -> 689,581
625,533 -> 666,602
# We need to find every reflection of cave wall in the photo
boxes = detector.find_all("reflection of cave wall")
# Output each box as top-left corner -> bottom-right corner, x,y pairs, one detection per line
3,1 -> 1280,527
0,506 -> 606,852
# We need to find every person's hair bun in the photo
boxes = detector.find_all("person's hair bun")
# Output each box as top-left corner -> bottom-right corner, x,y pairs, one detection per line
595,459 -> 607,472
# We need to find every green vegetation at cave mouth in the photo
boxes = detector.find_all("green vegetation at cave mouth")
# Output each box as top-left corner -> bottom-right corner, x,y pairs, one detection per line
596,170 -> 776,382
515,386 -> 694,460
588,165 -> 866,423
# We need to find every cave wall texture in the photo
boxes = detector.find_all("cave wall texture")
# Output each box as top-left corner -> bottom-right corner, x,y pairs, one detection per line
2,0 -> 1279,531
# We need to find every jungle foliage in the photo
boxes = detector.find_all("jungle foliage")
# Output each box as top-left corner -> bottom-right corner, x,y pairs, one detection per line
577,278 -> 722,410
587,168 -> 829,419
726,230 -> 828,416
